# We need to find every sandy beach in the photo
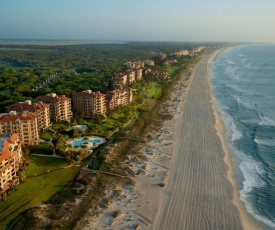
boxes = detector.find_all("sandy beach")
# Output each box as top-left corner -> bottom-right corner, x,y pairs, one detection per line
83,50 -> 261,230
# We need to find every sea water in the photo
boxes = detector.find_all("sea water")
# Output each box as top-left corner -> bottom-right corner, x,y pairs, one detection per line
212,44 -> 275,229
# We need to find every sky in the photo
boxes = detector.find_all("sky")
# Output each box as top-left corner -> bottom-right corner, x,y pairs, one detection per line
1,0 -> 275,43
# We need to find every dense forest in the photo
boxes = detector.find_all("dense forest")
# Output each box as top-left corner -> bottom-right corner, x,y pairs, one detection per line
0,41 -> 221,112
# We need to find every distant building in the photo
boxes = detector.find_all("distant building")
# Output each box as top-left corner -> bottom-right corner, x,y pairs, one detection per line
0,111 -> 39,146
72,90 -> 107,117
145,71 -> 169,80
124,61 -> 145,69
144,59 -> 155,66
173,50 -> 189,57
36,93 -> 72,123
164,59 -> 177,65
0,133 -> 23,200
6,100 -> 51,132
193,46 -> 205,53
158,53 -> 167,60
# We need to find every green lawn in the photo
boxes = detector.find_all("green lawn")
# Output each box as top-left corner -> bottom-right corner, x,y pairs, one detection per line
26,155 -> 68,176
0,156 -> 79,229
111,108 -> 131,123
147,82 -> 162,99
39,131 -> 54,141
167,65 -> 180,76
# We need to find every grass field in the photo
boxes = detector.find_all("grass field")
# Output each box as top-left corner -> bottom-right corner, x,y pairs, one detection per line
147,82 -> 162,99
26,155 -> 68,176
0,156 -> 80,228
167,65 -> 180,76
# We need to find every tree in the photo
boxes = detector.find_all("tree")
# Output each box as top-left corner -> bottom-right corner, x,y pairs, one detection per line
18,171 -> 26,182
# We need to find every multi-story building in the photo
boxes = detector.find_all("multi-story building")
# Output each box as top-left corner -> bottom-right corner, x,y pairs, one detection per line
106,87 -> 133,111
36,93 -> 72,123
126,69 -> 136,85
173,50 -> 189,56
0,133 -> 22,200
158,53 -> 167,60
164,59 -> 177,65
0,111 -> 39,146
144,59 -> 155,66
72,90 -> 107,117
134,68 -> 143,81
193,46 -> 205,53
145,71 -> 169,80
112,72 -> 128,88
124,61 -> 145,69
6,100 -> 51,132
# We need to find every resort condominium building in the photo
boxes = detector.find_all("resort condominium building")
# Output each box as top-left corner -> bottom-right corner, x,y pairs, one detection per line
105,87 -> 133,111
134,68 -> 143,82
36,93 -> 72,123
112,73 -> 128,89
72,90 -> 107,117
0,133 -> 22,199
126,69 -> 136,85
6,100 -> 51,132
0,111 -> 39,146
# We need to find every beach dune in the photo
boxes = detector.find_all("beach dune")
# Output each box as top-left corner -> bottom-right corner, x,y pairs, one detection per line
153,55 -> 242,229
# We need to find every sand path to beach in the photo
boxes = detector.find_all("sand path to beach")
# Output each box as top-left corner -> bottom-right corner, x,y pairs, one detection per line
153,54 -> 243,230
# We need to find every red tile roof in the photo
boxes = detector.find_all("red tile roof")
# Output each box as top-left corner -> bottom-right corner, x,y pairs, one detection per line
6,102 -> 49,111
73,91 -> 105,98
36,95 -> 71,103
0,112 -> 37,123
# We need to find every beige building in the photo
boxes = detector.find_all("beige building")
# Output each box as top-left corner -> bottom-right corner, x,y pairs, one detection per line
174,50 -> 189,56
145,71 -> 169,80
126,69 -> 136,85
72,90 -> 107,117
0,133 -> 22,199
144,59 -> 155,66
134,68 -> 143,81
112,72 -> 128,88
36,93 -> 72,123
158,53 -> 167,60
124,61 -> 145,69
0,111 -> 39,146
6,100 -> 51,132
106,87 -> 133,111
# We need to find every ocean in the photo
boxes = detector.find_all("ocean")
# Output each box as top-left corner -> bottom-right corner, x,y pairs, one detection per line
212,44 -> 275,229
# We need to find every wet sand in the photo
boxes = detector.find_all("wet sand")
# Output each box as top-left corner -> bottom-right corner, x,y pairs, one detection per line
153,52 -> 256,230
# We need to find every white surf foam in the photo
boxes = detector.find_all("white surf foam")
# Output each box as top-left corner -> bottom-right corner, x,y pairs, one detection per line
231,121 -> 242,141
259,116 -> 275,127
237,152 -> 275,228
254,138 -> 275,147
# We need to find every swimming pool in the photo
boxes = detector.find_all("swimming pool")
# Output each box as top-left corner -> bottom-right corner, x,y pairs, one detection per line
69,136 -> 105,148
73,125 -> 87,130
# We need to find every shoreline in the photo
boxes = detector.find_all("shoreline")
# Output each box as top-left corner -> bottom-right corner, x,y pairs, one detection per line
207,48 -> 262,230
82,49 -> 262,229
